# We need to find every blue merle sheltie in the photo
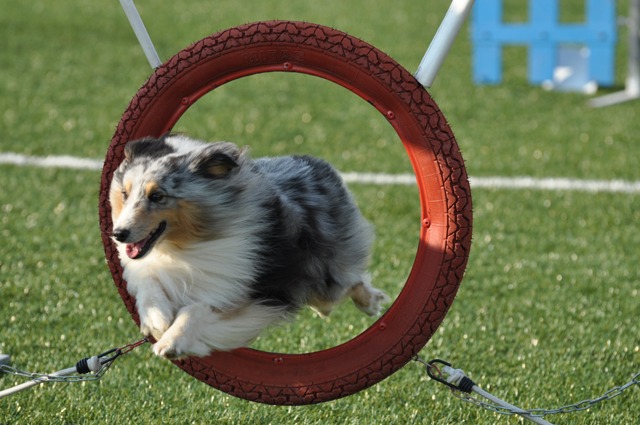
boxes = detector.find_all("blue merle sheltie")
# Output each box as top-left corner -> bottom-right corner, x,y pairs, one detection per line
109,134 -> 388,358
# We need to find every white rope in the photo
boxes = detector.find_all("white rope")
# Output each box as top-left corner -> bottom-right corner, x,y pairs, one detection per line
420,357 -> 640,424
470,385 -> 554,425
441,365 -> 553,425
0,367 -> 77,399
0,338 -> 148,399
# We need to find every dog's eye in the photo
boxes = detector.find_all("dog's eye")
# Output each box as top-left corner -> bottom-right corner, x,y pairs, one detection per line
148,192 -> 165,203
121,190 -> 128,201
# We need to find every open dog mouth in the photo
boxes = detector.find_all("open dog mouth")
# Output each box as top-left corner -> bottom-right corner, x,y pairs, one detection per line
126,221 -> 167,260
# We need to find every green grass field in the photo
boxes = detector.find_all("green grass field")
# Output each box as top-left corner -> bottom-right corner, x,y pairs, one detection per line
1,1 -> 639,424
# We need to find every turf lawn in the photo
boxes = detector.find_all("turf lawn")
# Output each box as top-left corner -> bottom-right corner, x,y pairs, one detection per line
1,0 -> 639,424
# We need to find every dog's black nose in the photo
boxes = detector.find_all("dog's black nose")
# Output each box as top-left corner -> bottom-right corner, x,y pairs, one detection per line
113,228 -> 130,242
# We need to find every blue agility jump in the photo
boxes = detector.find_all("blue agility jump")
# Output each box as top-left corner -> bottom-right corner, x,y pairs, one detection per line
471,0 -> 617,86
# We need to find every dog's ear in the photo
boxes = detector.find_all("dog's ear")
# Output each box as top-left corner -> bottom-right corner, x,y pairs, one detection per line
123,136 -> 173,163
190,143 -> 240,178
123,143 -> 135,163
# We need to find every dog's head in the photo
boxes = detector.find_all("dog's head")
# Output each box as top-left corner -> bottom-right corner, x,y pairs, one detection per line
109,135 -> 245,260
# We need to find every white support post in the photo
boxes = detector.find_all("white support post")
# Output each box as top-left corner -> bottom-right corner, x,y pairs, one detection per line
414,0 -> 475,87
589,0 -> 640,107
119,0 -> 162,69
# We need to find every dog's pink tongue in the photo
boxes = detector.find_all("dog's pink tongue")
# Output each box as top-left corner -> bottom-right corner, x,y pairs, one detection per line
126,243 -> 143,259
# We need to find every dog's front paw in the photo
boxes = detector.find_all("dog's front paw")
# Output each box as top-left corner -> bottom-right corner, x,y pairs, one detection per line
139,306 -> 172,341
153,329 -> 210,359
153,334 -> 194,359
153,337 -> 182,359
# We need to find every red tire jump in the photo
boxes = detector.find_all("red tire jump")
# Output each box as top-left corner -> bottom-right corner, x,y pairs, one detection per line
99,20 -> 472,405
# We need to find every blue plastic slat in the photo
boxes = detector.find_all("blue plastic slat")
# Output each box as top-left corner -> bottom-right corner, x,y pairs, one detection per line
471,0 -> 617,85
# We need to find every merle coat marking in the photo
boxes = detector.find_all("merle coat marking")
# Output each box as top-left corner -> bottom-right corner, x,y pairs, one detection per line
110,134 -> 388,358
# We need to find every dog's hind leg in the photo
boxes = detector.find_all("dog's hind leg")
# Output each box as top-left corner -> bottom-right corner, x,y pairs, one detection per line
308,274 -> 389,317
307,297 -> 339,317
347,277 -> 389,316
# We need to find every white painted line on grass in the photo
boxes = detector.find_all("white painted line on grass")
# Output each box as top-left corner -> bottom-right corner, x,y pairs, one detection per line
468,176 -> 640,194
0,152 -> 103,171
342,173 -> 640,194
2,152 -> 640,194
341,172 -> 416,186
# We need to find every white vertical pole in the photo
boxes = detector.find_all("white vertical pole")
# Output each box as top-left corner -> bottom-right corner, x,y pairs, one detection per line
414,0 -> 475,87
627,0 -> 640,95
119,0 -> 162,69
589,0 -> 640,107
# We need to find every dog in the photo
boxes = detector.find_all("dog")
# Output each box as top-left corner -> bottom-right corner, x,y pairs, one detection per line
109,134 -> 388,358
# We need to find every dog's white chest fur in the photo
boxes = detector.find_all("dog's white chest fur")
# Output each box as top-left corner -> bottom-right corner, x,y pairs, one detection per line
120,236 -> 259,309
